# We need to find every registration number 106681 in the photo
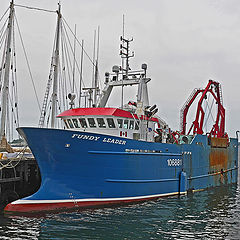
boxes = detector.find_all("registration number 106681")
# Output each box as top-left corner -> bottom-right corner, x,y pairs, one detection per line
167,159 -> 182,167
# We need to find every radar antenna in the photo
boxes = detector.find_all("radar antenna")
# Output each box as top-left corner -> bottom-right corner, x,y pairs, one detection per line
120,36 -> 134,79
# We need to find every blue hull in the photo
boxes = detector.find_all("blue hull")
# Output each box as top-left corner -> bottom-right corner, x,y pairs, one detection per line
4,127 -> 238,213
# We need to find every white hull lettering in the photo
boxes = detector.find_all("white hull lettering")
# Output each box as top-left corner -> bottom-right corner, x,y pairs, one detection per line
103,137 -> 126,145
72,134 -> 100,141
167,159 -> 182,167
71,134 -> 126,145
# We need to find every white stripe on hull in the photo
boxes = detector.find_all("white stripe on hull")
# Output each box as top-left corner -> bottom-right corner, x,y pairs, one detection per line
12,191 -> 186,205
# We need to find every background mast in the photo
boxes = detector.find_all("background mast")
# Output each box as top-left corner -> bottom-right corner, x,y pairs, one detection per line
0,1 -> 14,138
50,2 -> 61,128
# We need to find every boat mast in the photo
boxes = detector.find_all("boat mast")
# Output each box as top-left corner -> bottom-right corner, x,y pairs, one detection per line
51,3 -> 61,128
93,26 -> 100,107
79,39 -> 84,107
121,15 -> 125,109
0,1 -> 14,138
91,29 -> 96,107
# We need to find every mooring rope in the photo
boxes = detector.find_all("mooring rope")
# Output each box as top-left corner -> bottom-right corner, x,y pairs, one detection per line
0,145 -> 30,170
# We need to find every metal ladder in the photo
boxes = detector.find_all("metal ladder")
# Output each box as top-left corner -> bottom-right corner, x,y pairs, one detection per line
38,57 -> 55,127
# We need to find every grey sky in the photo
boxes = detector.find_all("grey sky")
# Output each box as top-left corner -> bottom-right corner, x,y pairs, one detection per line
1,0 -> 240,137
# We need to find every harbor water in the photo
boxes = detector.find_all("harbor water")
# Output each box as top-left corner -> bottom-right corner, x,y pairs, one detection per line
0,184 -> 239,239
0,149 -> 239,240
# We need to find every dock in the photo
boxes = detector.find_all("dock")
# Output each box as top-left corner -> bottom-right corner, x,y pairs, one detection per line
0,156 -> 40,210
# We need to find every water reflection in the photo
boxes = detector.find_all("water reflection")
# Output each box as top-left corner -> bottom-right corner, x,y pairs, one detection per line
0,215 -> 41,239
0,184 -> 239,239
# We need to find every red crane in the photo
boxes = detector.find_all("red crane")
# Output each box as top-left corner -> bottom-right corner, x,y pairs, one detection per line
180,80 -> 226,138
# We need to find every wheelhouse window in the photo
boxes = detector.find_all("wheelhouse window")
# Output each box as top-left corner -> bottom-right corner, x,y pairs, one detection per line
107,118 -> 116,128
135,120 -> 140,130
117,119 -> 123,128
123,119 -> 128,129
79,118 -> 87,128
129,120 -> 134,130
72,119 -> 79,128
97,118 -> 106,128
88,118 -> 96,128
67,119 -> 74,128
64,119 -> 69,129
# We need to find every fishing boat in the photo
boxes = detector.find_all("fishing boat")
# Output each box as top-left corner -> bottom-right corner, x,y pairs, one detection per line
4,8 -> 238,214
